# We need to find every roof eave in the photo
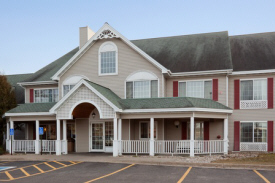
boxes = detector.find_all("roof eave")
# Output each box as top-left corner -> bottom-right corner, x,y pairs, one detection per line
121,108 -> 233,114
18,80 -> 58,86
169,69 -> 233,77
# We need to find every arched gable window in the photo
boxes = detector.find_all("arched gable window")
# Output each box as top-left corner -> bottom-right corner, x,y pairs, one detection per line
98,41 -> 118,75
126,71 -> 159,99
62,75 -> 88,96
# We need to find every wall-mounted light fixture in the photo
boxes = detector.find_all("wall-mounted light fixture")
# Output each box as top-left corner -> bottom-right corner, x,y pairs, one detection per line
174,121 -> 180,128
92,112 -> 96,119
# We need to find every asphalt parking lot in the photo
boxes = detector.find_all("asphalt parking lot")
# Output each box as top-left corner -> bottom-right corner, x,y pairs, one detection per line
0,161 -> 274,183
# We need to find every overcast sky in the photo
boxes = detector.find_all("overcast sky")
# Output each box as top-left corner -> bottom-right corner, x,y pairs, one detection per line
1,0 -> 275,75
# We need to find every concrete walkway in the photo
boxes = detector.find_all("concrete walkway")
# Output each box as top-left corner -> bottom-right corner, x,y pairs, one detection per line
1,153 -> 275,171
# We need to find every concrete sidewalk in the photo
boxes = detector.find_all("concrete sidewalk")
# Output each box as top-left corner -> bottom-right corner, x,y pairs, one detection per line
1,153 -> 275,171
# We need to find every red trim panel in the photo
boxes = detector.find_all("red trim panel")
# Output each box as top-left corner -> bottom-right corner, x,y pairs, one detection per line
204,121 -> 210,140
268,78 -> 273,109
268,121 -> 274,152
234,80 -> 240,109
234,121 -> 240,151
212,79 -> 218,101
30,89 -> 34,103
173,81 -> 178,97
182,122 -> 187,140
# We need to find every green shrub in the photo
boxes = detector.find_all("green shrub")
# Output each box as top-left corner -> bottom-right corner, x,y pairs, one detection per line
0,146 -> 5,155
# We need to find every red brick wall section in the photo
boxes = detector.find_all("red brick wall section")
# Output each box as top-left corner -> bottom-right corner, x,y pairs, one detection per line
234,121 -> 240,151
268,78 -> 273,109
30,89 -> 34,103
234,80 -> 240,109
268,121 -> 274,152
212,79 -> 218,101
173,81 -> 178,97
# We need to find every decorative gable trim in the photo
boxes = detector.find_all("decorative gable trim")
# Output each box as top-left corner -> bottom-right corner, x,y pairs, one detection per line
51,23 -> 168,80
50,79 -> 121,113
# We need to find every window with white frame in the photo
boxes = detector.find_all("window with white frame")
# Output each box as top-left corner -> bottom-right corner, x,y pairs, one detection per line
240,122 -> 267,143
63,85 -> 75,96
99,42 -> 118,75
139,121 -> 157,139
179,80 -> 212,99
126,71 -> 158,99
240,79 -> 267,101
34,89 -> 58,103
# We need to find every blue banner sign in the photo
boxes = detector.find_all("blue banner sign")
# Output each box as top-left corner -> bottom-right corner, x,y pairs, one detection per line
10,129 -> 14,136
39,127 -> 44,135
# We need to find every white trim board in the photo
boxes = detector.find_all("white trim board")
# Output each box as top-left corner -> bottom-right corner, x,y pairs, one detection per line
52,23 -> 168,81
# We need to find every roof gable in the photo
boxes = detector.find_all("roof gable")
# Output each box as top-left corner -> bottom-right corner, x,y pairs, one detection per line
52,23 -> 168,80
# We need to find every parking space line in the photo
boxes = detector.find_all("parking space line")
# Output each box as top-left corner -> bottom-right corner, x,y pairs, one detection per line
20,168 -> 30,176
177,167 -> 192,183
84,164 -> 135,183
33,165 -> 45,173
253,170 -> 270,183
54,161 -> 67,166
69,161 -> 76,164
4,171 -> 14,180
44,162 -> 57,170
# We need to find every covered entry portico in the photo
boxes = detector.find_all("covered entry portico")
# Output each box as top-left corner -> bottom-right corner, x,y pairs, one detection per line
117,110 -> 230,157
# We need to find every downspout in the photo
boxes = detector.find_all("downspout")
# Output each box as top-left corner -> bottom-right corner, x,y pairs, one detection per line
226,75 -> 228,106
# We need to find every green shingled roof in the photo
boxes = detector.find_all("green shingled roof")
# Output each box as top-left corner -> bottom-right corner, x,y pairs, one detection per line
6,73 -> 33,104
6,103 -> 56,113
120,97 -> 231,110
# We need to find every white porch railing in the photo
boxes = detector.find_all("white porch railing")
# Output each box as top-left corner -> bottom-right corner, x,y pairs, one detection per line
194,140 -> 224,154
240,100 -> 267,109
13,140 -> 35,153
154,140 -> 190,154
240,142 -> 267,151
119,140 -> 149,154
40,140 -> 56,153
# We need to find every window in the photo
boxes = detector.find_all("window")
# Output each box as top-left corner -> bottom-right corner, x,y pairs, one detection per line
126,80 -> 158,99
34,89 -> 58,103
187,122 -> 204,140
99,42 -> 118,75
240,122 -> 267,143
63,85 -> 75,96
179,80 -> 212,99
105,122 -> 114,147
240,79 -> 267,101
139,121 -> 157,139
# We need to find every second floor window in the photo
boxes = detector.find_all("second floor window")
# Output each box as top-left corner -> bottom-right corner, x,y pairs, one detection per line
63,85 -> 75,96
126,80 -> 158,99
240,79 -> 267,101
34,89 -> 58,103
179,80 -> 212,99
99,42 -> 118,75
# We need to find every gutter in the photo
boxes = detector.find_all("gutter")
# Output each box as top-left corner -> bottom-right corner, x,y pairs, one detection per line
168,69 -> 233,77
18,81 -> 58,86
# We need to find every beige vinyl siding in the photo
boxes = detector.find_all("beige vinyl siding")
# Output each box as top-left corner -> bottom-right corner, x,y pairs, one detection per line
166,75 -> 227,105
75,119 -> 89,152
59,38 -> 163,100
122,119 -> 130,140
209,120 -> 224,140
24,84 -> 58,103
228,74 -> 275,151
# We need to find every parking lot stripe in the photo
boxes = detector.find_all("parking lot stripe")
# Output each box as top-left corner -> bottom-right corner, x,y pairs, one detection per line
253,170 -> 270,183
20,168 -> 30,176
84,164 -> 135,183
4,171 -> 14,180
177,167 -> 192,183
44,162 -> 57,170
33,165 -> 45,173
54,161 -> 67,166
69,161 -> 77,164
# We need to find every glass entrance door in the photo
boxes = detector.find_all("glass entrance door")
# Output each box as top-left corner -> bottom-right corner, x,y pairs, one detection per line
91,123 -> 104,151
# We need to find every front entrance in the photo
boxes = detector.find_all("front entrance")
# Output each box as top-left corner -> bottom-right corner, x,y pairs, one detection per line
90,121 -> 114,152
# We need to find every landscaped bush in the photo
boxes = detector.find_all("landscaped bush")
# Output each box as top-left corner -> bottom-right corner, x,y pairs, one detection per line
0,146 -> 5,155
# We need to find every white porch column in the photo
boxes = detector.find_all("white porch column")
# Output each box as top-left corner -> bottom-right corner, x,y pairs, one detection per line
56,119 -> 61,155
113,118 -> 118,157
35,120 -> 40,154
9,121 -> 14,154
118,118 -> 122,155
223,118 -> 228,155
150,118 -> 155,156
6,122 -> 10,152
190,116 -> 195,157
62,120 -> 68,155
